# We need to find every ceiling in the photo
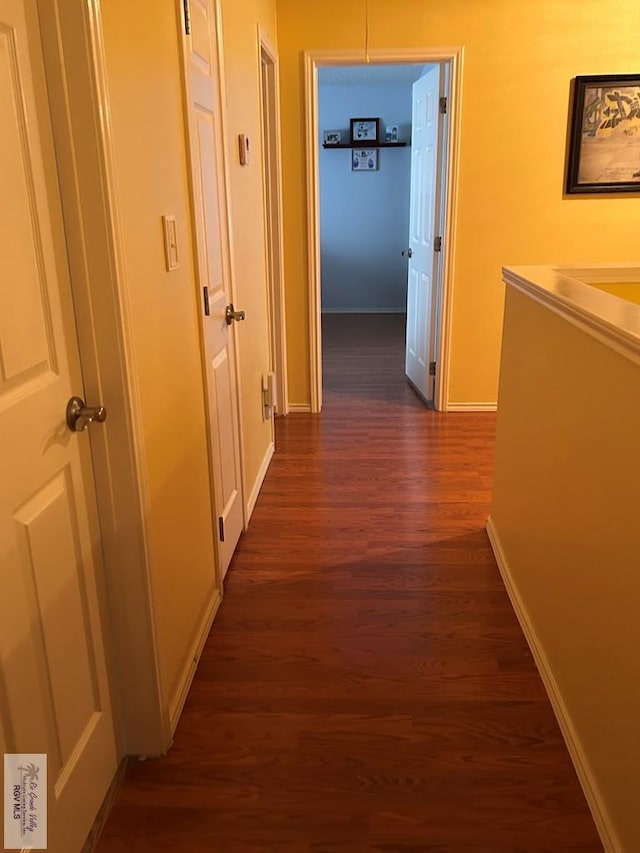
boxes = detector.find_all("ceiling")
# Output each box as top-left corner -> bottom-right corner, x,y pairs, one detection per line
318,63 -> 427,87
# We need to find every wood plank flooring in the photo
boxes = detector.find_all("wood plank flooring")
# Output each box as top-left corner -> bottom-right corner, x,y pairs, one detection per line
95,313 -> 602,852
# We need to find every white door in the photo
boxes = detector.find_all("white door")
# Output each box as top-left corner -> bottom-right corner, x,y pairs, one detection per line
184,0 -> 244,577
405,65 -> 442,402
0,1 -> 117,850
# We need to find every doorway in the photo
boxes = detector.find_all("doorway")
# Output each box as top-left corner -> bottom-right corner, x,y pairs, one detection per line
318,63 -> 423,402
304,48 -> 463,412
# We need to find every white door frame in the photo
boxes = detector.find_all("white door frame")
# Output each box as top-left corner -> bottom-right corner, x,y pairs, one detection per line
304,47 -> 464,412
38,0 -> 171,756
258,27 -> 289,415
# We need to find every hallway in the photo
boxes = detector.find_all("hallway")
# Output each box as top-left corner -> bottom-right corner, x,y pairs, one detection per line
95,314 -> 601,851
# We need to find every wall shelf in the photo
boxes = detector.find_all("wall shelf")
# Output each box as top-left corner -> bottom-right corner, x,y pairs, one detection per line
322,141 -> 408,149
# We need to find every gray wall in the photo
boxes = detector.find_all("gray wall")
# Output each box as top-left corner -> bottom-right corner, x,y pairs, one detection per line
319,67 -> 420,313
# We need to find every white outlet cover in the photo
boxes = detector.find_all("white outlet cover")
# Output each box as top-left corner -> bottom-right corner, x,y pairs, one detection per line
162,215 -> 179,271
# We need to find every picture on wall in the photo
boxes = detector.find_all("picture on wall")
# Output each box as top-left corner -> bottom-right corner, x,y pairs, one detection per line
323,130 -> 342,145
350,117 -> 380,144
352,149 -> 378,171
566,74 -> 640,193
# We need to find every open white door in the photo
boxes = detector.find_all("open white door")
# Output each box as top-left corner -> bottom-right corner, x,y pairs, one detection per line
184,0 -> 244,577
0,1 -> 117,849
405,65 -> 442,402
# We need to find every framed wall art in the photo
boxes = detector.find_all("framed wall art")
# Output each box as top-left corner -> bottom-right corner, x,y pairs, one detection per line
350,117 -> 380,145
323,130 -> 342,145
566,74 -> 640,194
352,149 -> 378,171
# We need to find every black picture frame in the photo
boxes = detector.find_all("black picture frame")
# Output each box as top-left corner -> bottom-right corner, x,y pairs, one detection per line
350,117 -> 380,145
323,129 -> 342,146
566,74 -> 640,194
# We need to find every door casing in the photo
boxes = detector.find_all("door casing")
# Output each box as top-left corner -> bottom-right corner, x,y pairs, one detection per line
304,47 -> 464,412
259,28 -> 289,416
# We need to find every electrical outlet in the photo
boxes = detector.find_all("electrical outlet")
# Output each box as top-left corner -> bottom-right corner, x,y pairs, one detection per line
238,134 -> 250,166
262,372 -> 277,420
162,215 -> 179,271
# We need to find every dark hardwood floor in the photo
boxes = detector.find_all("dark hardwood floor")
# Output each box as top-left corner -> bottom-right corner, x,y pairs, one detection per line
95,313 -> 602,852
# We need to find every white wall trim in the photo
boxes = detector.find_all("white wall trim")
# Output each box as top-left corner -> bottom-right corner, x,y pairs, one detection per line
304,51 -> 322,412
258,27 -> 289,415
446,401 -> 497,412
168,590 -> 221,735
503,266 -> 640,370
288,403 -> 313,413
486,517 -> 621,853
321,308 -> 407,315
304,47 -> 464,413
246,440 -> 274,523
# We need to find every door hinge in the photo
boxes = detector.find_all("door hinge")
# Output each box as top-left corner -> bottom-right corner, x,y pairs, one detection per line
434,236 -> 442,252
429,361 -> 436,377
203,286 -> 210,316
218,516 -> 225,542
183,0 -> 191,35
439,96 -> 447,115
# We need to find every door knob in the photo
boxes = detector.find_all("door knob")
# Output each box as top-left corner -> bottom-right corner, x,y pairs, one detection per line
225,304 -> 246,325
402,248 -> 413,258
66,396 -> 107,433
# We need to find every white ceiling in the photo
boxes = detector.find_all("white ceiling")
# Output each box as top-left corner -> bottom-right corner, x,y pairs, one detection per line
318,63 -> 427,87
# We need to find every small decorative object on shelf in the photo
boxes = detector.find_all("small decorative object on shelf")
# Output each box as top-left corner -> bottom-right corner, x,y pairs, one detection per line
323,129 -> 342,145
385,124 -> 399,143
352,149 -> 378,171
350,117 -> 380,145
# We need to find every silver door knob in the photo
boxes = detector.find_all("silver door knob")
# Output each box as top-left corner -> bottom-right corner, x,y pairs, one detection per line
225,304 -> 246,325
402,248 -> 413,258
66,396 -> 107,432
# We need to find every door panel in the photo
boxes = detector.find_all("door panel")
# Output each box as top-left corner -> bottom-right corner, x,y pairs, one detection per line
12,470 -> 101,764
0,2 -> 117,850
405,66 -> 441,402
0,21 -> 55,386
185,0 -> 243,577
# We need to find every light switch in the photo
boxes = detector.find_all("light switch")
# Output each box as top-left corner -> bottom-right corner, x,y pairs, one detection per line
162,215 -> 179,271
238,134 -> 250,166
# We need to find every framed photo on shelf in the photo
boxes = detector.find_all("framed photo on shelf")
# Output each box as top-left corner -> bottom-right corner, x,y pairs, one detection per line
352,149 -> 378,171
350,117 -> 380,145
385,124 -> 399,143
566,73 -> 640,194
323,130 -> 342,145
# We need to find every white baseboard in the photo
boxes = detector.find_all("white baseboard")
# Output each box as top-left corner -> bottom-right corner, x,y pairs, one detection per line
446,401 -> 497,412
169,589 -> 221,733
321,308 -> 406,314
288,403 -> 312,413
485,517 -> 620,853
246,441 -> 274,523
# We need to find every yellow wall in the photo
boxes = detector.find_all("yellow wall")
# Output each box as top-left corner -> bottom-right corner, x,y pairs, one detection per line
101,0 -> 219,711
276,0 -> 640,406
491,285 -> 640,851
220,0 -> 278,493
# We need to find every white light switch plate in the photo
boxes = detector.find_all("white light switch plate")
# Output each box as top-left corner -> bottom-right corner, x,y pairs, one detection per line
162,215 -> 179,271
